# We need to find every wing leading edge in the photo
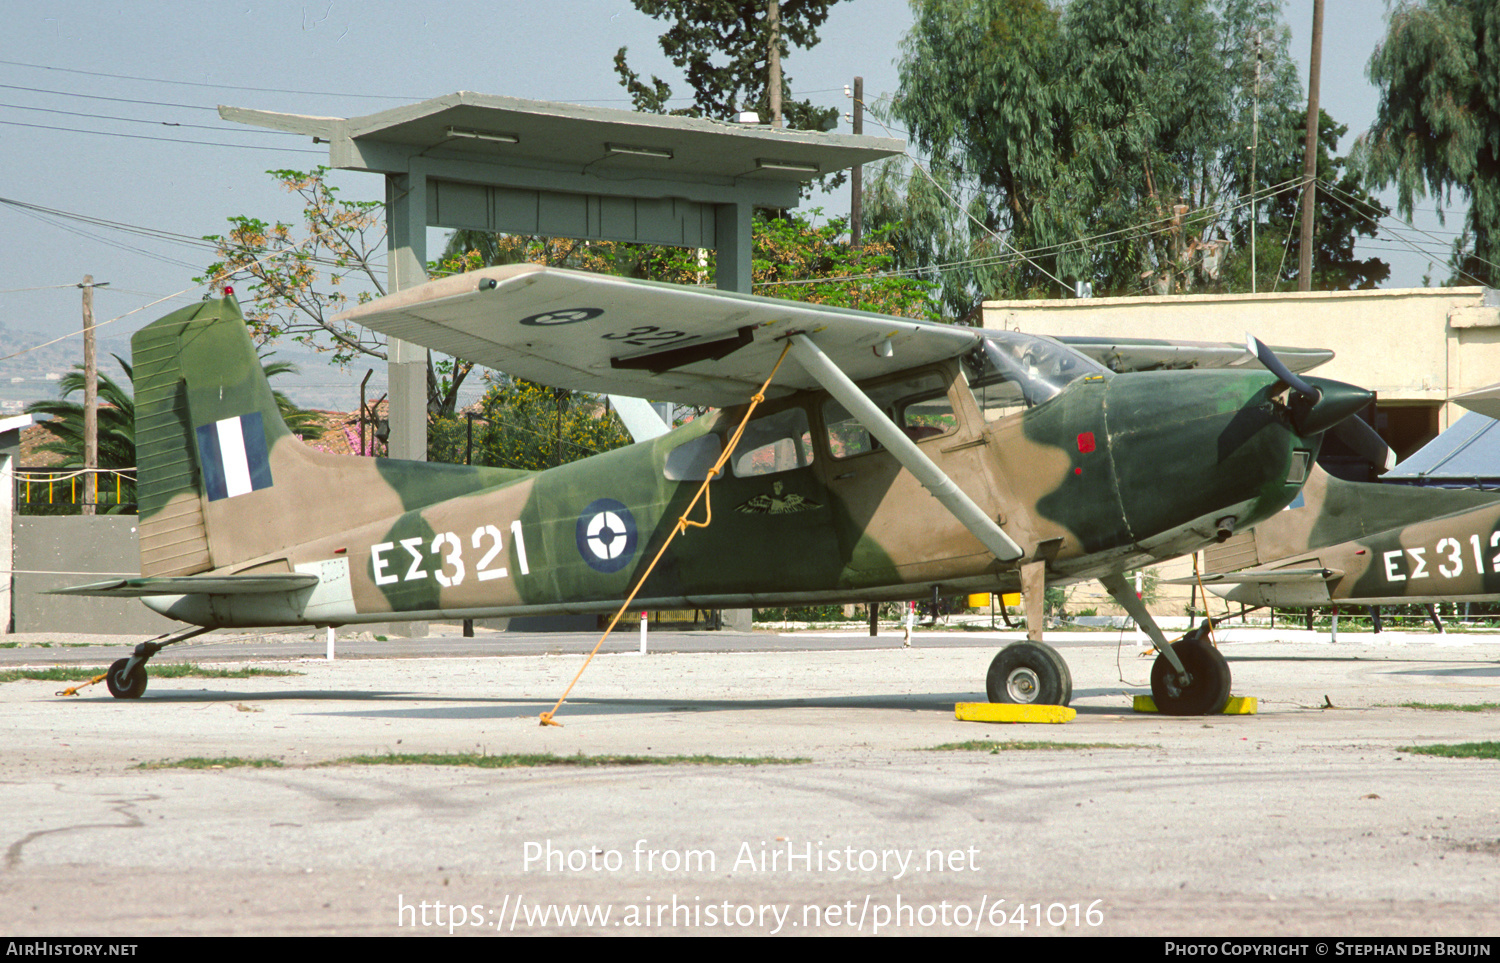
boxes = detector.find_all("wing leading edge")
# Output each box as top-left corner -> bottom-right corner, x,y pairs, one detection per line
335,264 -> 981,407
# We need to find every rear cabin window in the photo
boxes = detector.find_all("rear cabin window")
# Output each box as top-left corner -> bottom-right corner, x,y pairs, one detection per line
824,371 -> 957,458
730,408 -> 815,478
663,432 -> 723,481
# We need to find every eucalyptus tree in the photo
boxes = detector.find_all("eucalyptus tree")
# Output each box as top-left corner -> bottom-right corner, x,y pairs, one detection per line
1362,0 -> 1500,285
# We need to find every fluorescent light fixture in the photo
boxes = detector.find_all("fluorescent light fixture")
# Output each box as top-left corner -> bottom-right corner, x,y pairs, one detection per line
605,143 -> 674,160
446,126 -> 519,144
755,158 -> 820,174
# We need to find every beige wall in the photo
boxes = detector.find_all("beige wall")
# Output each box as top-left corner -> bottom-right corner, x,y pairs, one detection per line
985,286 -> 1499,431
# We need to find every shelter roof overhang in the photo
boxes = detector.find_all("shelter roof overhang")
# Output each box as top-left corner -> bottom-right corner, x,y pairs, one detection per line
222,91 -> 905,208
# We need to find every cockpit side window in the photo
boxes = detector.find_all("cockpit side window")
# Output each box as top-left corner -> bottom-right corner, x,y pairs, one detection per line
824,370 -> 957,458
966,331 -> 1112,417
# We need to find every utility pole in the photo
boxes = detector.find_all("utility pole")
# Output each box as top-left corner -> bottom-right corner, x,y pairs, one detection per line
77,275 -> 108,516
851,76 -> 864,248
767,0 -> 782,128
1250,31 -> 1262,293
1297,0 -> 1324,291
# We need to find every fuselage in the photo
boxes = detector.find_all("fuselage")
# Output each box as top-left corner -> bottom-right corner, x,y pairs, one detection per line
147,359 -> 1334,629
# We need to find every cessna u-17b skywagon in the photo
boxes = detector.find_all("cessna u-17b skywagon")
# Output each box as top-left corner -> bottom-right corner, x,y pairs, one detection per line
61,265 -> 1381,714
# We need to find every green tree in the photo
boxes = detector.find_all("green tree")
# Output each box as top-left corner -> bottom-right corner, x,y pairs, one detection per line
888,0 -> 1255,297
24,359 -> 137,512
614,0 -> 842,131
201,167 -> 475,417
1222,109 -> 1390,292
428,379 -> 633,472
1361,0 -> 1500,286
438,210 -> 934,317
871,0 -> 1384,309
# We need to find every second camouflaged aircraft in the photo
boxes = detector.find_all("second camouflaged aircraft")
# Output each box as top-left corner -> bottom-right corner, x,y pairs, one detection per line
63,265 -> 1379,713
1191,463 -> 1500,610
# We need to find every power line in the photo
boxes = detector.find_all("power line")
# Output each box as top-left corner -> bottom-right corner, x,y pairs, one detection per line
0,196 -> 388,274
0,58 -> 415,101
0,283 -> 84,295
0,118 -> 325,153
1318,178 -> 1499,283
0,101 -> 307,135
0,58 -> 849,115
0,81 -> 220,111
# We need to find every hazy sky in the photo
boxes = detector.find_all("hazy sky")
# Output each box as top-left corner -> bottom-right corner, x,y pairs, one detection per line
0,0 -> 1464,401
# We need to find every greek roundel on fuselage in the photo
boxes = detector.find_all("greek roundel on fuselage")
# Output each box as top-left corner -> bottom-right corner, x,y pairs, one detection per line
576,498 -> 638,573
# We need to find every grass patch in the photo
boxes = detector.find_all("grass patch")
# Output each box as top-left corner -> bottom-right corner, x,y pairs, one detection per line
322,752 -> 810,769
3,664 -> 302,684
1398,742 -> 1500,760
1393,702 -> 1500,713
924,739 -> 1152,753
135,757 -> 285,770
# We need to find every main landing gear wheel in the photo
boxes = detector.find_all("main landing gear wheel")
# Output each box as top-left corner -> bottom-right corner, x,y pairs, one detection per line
1150,640 -> 1231,716
987,641 -> 1073,706
105,658 -> 147,699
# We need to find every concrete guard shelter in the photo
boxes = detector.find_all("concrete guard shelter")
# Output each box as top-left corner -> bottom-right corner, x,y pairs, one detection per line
222,92 -> 904,461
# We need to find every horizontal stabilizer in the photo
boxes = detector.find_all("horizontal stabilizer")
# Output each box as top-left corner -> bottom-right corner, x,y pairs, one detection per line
50,573 -> 321,598
1165,567 -> 1341,585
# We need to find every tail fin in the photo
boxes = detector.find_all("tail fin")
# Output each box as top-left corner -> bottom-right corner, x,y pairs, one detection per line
133,298 -> 282,576
133,297 -> 518,577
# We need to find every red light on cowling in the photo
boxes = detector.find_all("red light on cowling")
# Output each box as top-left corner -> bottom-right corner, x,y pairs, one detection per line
224,286 -> 234,296
1077,432 -> 1095,453
1073,467 -> 1082,475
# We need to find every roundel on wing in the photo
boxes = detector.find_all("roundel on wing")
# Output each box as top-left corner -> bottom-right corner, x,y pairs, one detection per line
519,307 -> 603,326
575,498 -> 638,573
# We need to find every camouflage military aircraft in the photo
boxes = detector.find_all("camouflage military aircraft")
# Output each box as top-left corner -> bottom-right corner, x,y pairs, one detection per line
1191,462 -> 1500,610
59,266 -> 1381,714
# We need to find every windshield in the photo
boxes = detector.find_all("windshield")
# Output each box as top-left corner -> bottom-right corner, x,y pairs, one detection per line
967,330 -> 1112,409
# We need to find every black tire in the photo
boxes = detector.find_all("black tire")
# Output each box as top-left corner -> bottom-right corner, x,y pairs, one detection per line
986,641 -> 1072,706
105,658 -> 147,699
1150,640 -> 1231,716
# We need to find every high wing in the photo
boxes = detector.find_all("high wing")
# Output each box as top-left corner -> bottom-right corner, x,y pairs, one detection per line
1059,336 -> 1332,374
336,264 -> 982,407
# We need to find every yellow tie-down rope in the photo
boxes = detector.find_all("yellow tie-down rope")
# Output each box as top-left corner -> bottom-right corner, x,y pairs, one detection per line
539,342 -> 793,727
57,672 -> 108,697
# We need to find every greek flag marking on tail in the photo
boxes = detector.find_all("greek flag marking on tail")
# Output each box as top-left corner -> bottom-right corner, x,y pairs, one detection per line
196,412 -> 273,501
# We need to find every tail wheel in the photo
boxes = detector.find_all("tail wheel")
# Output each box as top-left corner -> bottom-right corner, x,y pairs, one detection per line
986,641 -> 1072,706
105,658 -> 147,699
1150,640 -> 1230,716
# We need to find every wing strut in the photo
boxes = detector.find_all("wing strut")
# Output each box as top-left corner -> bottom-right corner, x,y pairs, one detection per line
786,333 -> 1023,562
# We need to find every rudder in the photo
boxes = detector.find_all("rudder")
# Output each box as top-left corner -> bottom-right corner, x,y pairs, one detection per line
133,297 -> 290,576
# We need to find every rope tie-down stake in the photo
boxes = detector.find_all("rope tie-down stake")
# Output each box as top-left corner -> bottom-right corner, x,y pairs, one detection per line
538,342 -> 793,727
